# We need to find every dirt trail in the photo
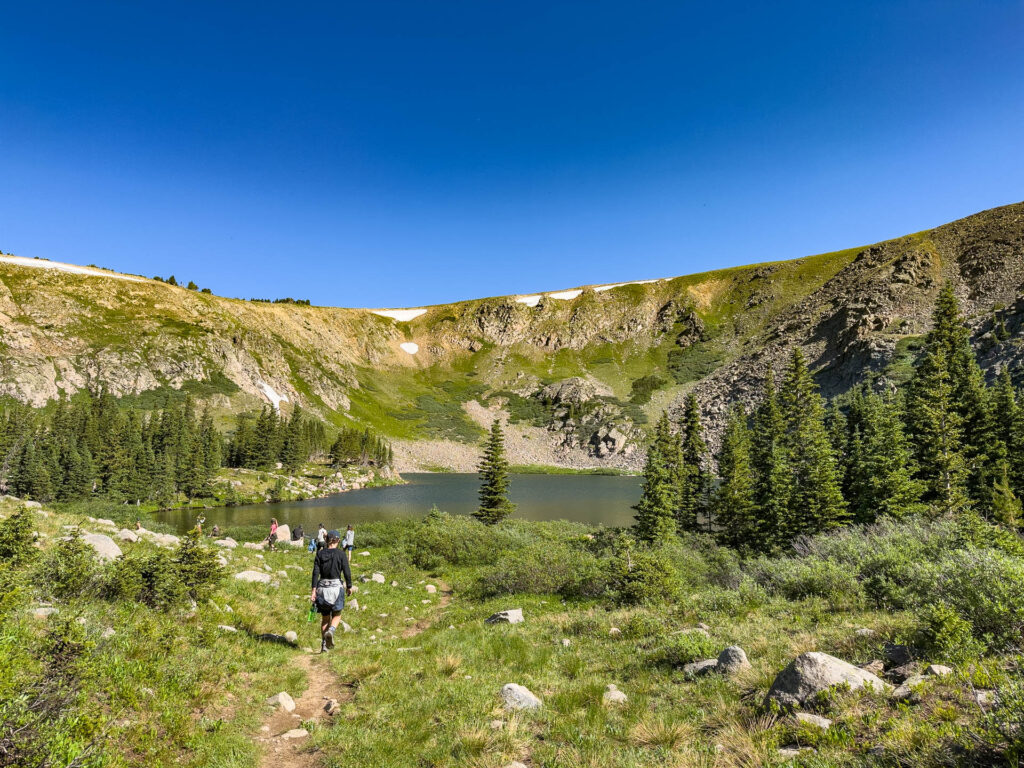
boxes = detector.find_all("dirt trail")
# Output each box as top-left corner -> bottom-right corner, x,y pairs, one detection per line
257,583 -> 452,768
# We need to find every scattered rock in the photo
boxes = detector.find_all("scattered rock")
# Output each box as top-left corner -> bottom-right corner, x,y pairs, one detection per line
489,719 -> 505,730
486,609 -> 524,625
888,662 -> 921,683
975,690 -> 998,707
891,675 -> 927,702
717,645 -> 751,675
267,692 -> 296,712
214,538 -> 238,549
285,564 -> 303,571
926,664 -> 953,677
608,627 -> 621,636
854,628 -> 876,638
284,631 -> 298,644
860,660 -> 885,676
32,607 -> 58,620
560,638 -> 571,647
766,652 -> 891,708
325,698 -> 340,715
117,529 -> 139,543
23,500 -> 42,509
883,642 -> 914,667
234,570 -> 273,584
359,550 -> 370,556
101,627 -> 116,639
348,599 -> 359,611
501,683 -> 542,711
82,533 -> 122,562
795,712 -> 832,730
243,541 -> 266,550
603,684 -> 628,705
425,584 -> 437,594
683,659 -> 719,678
218,625 -> 237,632
280,728 -> 308,740
340,620 -> 352,633
391,580 -> 399,587
371,572 -> 386,583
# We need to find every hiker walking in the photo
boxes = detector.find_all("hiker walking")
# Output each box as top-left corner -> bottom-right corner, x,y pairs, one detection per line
343,524 -> 355,561
315,523 -> 327,551
267,518 -> 279,551
310,529 -> 352,653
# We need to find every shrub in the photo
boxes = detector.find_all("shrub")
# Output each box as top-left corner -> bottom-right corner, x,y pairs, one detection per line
174,530 -> 222,603
629,374 -> 667,405
107,549 -> 185,609
37,533 -> 100,600
0,509 -> 36,564
749,557 -> 865,609
475,540 -> 609,598
623,611 -> 667,640
913,601 -> 985,663
613,547 -> 680,605
646,631 -> 718,668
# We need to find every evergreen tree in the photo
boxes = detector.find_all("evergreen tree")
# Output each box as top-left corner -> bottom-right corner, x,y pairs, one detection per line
779,349 -> 848,534
751,370 -> 794,551
281,406 -> 308,472
474,420 -> 515,525
989,460 -> 1021,527
633,413 -> 680,544
712,405 -> 759,551
676,394 -> 710,534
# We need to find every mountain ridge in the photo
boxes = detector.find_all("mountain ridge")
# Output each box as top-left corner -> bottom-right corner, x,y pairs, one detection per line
2,200 -> 1023,471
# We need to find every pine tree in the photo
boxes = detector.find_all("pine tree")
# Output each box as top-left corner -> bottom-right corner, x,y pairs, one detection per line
751,370 -> 794,551
779,349 -> 848,534
281,406 -> 308,473
989,460 -> 1021,527
712,405 -> 759,551
474,420 -> 515,525
633,413 -> 680,544
676,394 -> 710,534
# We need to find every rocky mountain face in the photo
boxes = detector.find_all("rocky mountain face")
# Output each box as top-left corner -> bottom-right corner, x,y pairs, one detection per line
1,201 -> 1022,470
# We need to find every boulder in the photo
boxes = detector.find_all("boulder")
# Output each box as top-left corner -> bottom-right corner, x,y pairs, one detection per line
274,524 -> 291,542
860,660 -> 885,676
281,729 -> 308,740
371,572 -> 386,583
891,675 -> 927,702
117,529 -> 139,543
883,642 -> 914,667
683,659 -> 719,678
717,645 -> 751,675
926,664 -> 953,677
795,713 -> 832,730
501,683 -> 542,711
486,609 -> 524,625
234,570 -> 273,584
82,533 -> 122,562
23,500 -> 42,509
603,684 -> 628,705
283,537 -> 305,548
766,652 -> 891,708
214,538 -> 238,549
267,692 -> 296,712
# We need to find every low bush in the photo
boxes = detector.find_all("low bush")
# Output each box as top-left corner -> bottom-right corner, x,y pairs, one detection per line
913,601 -> 986,663
108,548 -> 186,609
0,509 -> 36,564
646,631 -> 718,668
613,547 -> 680,605
37,533 -> 100,600
475,540 -> 608,598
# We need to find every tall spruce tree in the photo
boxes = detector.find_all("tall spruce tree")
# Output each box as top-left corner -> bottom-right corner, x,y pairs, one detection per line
712,405 -> 759,551
779,349 -> 848,534
676,394 -> 710,534
633,413 -> 680,544
751,370 -> 794,551
474,420 -> 515,525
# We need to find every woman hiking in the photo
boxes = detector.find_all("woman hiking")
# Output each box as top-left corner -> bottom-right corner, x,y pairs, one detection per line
310,529 -> 352,653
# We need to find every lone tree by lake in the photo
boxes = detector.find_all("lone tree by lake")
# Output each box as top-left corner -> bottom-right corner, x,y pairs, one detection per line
474,419 -> 515,524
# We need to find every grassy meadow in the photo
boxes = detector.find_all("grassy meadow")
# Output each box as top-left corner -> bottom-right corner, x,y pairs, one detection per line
2,498 -> 1023,767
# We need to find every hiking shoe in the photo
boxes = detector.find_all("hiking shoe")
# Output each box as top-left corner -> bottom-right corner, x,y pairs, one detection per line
320,638 -> 328,653
325,626 -> 336,649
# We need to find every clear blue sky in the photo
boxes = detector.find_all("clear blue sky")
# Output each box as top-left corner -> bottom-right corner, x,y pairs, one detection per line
1,2 -> 1021,307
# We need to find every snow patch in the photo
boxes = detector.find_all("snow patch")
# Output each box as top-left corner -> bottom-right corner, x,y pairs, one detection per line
515,295 -> 542,307
0,255 -> 144,282
547,289 -> 582,300
594,279 -> 660,293
258,381 -> 289,411
399,342 -> 419,355
372,309 -> 427,322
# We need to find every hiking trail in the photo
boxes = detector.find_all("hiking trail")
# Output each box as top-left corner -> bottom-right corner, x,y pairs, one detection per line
257,583 -> 453,768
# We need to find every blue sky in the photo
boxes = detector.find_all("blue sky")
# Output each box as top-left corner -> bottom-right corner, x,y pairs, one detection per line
1,2 -> 1021,307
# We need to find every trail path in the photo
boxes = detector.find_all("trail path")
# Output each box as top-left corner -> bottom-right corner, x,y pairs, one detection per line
257,584 -> 452,768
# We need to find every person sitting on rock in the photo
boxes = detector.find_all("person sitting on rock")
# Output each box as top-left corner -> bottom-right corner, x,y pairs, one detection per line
310,530 -> 352,653
292,524 -> 304,541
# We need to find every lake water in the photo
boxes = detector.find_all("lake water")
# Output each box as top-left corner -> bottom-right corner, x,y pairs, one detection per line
157,472 -> 642,533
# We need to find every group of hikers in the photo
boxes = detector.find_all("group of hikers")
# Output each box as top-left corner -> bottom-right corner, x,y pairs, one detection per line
263,518 -> 356,653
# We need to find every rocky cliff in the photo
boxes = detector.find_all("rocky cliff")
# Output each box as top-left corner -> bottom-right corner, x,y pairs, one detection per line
1,201 -> 1022,470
